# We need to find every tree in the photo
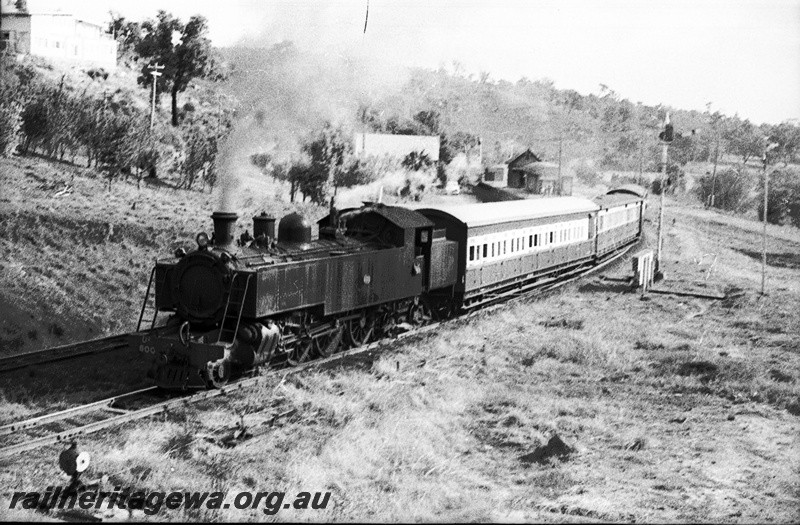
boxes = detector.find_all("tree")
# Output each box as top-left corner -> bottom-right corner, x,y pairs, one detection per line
723,117 -> 762,164
178,126 -> 217,190
135,11 -> 213,127
758,167 -> 800,226
108,13 -> 142,61
766,121 -> 800,167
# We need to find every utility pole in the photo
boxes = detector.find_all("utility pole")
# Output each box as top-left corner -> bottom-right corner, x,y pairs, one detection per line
761,140 -> 778,296
636,102 -> 644,187
148,63 -> 164,129
655,112 -> 673,275
709,133 -> 719,207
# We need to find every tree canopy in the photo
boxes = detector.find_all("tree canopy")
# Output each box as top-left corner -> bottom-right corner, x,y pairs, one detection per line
135,11 -> 213,126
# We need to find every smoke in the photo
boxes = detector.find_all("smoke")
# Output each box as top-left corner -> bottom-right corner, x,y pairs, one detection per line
213,2 -> 411,212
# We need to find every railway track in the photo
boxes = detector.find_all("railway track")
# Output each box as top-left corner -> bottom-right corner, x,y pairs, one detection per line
0,333 -> 136,374
0,244 -> 635,460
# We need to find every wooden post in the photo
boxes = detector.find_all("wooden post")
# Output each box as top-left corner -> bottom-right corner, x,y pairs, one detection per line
761,149 -> 769,296
148,63 -> 164,129
761,141 -> 777,296
656,141 -> 668,272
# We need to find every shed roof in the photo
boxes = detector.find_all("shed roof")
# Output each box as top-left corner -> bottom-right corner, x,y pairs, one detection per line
519,161 -> 562,178
411,197 -> 598,228
506,149 -> 542,167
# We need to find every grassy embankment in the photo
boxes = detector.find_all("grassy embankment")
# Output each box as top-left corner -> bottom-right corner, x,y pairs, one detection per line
0,154 -> 322,355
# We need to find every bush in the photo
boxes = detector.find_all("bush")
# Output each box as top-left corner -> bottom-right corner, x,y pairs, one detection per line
178,124 -> 219,190
86,68 -> 108,80
0,100 -> 23,156
694,168 -> 752,212
757,167 -> 800,226
401,150 -> 433,171
651,165 -> 685,195
336,157 -> 375,188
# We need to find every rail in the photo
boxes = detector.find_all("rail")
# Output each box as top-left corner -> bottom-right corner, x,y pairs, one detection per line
0,333 -> 132,374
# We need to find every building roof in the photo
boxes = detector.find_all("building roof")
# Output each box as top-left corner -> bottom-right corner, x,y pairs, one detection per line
506,149 -> 542,167
519,161 -> 563,179
411,197 -> 598,228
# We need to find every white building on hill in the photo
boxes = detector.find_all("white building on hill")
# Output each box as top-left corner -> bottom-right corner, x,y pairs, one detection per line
0,0 -> 117,70
353,132 -> 440,162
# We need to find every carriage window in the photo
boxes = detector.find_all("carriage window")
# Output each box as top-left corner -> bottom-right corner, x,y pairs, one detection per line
469,246 -> 475,261
483,244 -> 488,258
491,243 -> 495,257
549,232 -> 554,244
503,241 -> 506,254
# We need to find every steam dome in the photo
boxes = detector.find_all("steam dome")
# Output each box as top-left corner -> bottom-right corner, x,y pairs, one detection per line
278,212 -> 312,243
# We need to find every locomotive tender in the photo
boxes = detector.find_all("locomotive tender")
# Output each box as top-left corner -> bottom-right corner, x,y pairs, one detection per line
131,186 -> 646,390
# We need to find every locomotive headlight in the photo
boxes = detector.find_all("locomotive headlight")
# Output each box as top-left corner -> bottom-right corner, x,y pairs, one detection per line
196,232 -> 210,249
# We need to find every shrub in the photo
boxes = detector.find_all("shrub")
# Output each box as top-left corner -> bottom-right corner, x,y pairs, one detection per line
651,165 -> 685,195
401,150 -> 433,171
694,167 -> 752,212
0,100 -> 23,156
86,68 -> 108,80
757,167 -> 800,226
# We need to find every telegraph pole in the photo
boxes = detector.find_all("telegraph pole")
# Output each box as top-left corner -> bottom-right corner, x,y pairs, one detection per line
655,112 -> 673,275
148,63 -> 164,129
761,141 -> 778,296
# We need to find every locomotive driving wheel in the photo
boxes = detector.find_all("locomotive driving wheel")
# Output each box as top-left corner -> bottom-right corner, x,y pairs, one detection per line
379,309 -> 398,338
346,312 -> 374,348
286,338 -> 314,366
407,298 -> 431,326
313,324 -> 344,358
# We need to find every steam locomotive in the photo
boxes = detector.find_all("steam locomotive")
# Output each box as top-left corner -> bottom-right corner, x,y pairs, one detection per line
131,185 -> 646,390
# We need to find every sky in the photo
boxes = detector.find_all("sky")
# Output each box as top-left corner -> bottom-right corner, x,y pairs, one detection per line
26,0 -> 800,124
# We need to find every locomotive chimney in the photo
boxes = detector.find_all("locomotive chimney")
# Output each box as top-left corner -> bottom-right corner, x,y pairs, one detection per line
211,211 -> 238,248
252,213 -> 276,244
